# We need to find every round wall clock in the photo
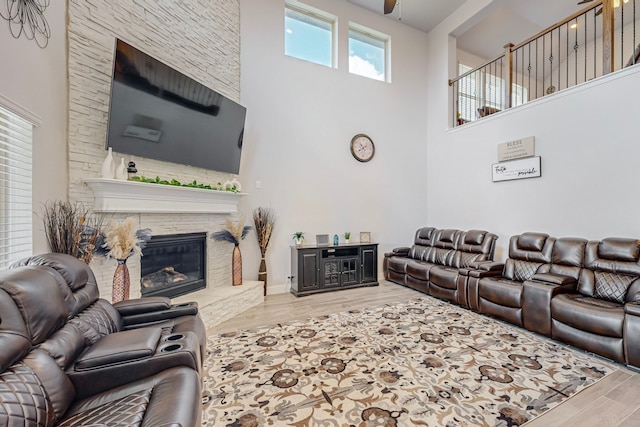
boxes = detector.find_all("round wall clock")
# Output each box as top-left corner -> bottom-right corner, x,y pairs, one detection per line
350,134 -> 375,162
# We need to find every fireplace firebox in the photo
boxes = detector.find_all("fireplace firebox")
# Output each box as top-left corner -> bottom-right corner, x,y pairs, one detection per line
140,232 -> 206,298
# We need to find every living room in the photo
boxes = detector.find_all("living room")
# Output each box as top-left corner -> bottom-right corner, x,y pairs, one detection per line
1,0 -> 640,425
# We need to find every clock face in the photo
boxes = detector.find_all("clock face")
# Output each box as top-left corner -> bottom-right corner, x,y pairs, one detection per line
350,134 -> 375,162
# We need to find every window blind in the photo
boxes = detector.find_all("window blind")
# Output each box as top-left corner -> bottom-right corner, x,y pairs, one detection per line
0,105 -> 33,268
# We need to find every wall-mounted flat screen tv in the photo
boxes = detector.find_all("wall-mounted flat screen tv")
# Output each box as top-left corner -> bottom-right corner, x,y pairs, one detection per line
106,39 -> 246,174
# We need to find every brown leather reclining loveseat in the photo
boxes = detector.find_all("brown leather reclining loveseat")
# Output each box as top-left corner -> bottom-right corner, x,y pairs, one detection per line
0,253 -> 204,426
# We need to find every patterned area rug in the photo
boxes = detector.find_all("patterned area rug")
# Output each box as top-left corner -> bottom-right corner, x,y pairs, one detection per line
201,296 -> 614,426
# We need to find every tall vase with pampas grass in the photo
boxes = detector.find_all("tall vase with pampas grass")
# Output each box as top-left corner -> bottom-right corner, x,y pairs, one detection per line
211,218 -> 252,286
103,217 -> 146,303
253,207 -> 276,296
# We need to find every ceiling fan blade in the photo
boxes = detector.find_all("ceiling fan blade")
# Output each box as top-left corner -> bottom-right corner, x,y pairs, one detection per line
384,0 -> 396,14
577,0 -> 593,4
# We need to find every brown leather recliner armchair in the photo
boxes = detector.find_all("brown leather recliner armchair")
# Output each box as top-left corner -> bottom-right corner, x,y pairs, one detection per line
0,265 -> 201,426
551,238 -> 640,364
472,232 -> 555,326
10,253 -> 207,360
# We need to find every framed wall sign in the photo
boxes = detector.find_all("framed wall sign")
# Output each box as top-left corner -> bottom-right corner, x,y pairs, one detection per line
497,136 -> 535,162
360,232 -> 371,243
492,156 -> 541,182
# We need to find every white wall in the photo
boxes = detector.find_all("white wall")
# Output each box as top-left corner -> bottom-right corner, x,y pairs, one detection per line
239,0 -> 430,292
0,2 -> 68,253
427,0 -> 640,261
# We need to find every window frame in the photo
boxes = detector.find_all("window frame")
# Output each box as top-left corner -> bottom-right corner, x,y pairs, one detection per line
348,22 -> 390,82
284,2 -> 337,69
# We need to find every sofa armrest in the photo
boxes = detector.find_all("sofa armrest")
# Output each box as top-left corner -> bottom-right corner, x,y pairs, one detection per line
114,298 -> 199,327
522,279 -> 576,336
625,302 -> 640,316
114,297 -> 172,316
530,273 -> 577,286
625,303 -> 640,367
469,261 -> 505,272
75,328 -> 162,370
385,247 -> 410,258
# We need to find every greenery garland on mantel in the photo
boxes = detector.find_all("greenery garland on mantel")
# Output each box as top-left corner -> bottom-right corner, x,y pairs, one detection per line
129,175 -> 241,193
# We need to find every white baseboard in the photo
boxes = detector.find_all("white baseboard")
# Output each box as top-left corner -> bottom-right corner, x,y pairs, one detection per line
266,282 -> 289,295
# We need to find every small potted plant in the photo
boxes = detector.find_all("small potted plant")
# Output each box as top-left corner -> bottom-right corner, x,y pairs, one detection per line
344,232 -> 351,244
293,231 -> 305,245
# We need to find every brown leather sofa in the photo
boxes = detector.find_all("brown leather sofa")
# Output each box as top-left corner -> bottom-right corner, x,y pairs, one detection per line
551,238 -> 640,364
0,254 -> 203,426
384,228 -> 640,369
384,227 -> 497,307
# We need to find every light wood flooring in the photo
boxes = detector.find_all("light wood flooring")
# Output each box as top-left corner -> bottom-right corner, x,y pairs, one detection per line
211,281 -> 640,427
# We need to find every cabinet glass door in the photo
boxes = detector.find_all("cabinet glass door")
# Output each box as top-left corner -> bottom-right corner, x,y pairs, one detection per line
323,259 -> 341,287
341,257 -> 359,286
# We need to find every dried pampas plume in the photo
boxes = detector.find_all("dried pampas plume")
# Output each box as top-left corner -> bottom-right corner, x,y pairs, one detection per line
211,217 -> 252,246
104,217 -> 142,260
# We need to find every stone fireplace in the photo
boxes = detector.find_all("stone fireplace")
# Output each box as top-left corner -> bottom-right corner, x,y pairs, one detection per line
82,179 -> 263,327
65,0 -> 260,327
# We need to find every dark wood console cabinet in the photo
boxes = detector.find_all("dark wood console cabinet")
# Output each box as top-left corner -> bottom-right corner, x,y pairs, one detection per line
290,243 -> 378,296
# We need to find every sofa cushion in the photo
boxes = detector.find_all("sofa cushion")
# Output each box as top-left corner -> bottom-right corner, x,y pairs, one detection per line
10,253 -> 101,317
406,260 -> 437,281
517,233 -> 548,252
59,367 -> 201,427
507,233 -> 554,269
551,293 -> 624,338
580,240 -> 640,301
0,267 -> 69,345
414,227 -> 436,246
464,230 -> 485,245
429,266 -> 459,290
593,271 -> 638,304
408,245 -> 431,261
599,238 -> 640,262
478,277 -> 523,308
387,257 -> 410,274
22,349 -> 76,422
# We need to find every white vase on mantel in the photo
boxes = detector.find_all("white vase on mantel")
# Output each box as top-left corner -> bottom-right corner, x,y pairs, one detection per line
115,158 -> 127,180
101,147 -> 115,179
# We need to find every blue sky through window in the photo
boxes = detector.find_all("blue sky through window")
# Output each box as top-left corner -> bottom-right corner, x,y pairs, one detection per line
285,11 -> 332,67
349,31 -> 385,81
284,6 -> 387,81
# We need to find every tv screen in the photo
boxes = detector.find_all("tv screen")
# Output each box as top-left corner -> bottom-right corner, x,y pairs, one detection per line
106,39 -> 246,174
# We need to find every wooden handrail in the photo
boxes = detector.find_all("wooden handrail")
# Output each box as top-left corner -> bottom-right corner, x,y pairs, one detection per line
450,0 -> 605,87
449,54 -> 505,86
511,2 -> 603,50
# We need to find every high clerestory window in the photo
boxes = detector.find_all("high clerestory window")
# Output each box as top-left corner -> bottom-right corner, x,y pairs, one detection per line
0,103 -> 34,268
349,23 -> 389,82
285,3 -> 336,68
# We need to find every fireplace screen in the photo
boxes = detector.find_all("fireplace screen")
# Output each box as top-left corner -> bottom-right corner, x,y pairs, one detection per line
140,232 -> 206,298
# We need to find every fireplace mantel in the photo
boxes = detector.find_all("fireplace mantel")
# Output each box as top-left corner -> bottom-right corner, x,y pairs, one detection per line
85,178 -> 246,213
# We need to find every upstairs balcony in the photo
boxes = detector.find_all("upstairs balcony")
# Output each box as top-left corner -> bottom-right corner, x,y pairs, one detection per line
449,0 -> 640,127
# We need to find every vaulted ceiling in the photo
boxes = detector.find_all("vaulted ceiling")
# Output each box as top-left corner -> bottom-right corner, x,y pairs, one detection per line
347,0 -> 587,61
